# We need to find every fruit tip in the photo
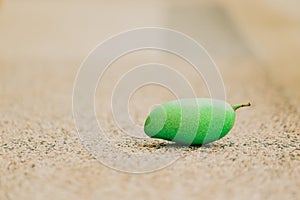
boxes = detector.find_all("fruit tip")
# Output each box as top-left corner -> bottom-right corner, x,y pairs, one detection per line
232,102 -> 251,111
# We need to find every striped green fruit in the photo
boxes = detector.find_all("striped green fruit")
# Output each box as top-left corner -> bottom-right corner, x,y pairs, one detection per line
144,98 -> 250,145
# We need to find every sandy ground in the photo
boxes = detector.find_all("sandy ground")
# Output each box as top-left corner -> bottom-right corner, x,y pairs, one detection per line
0,1 -> 299,200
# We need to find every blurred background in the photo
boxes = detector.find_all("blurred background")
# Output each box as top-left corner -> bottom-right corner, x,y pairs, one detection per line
0,0 -> 299,101
1,0 -> 300,199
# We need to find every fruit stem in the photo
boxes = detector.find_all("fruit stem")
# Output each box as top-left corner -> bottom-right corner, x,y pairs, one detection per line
232,102 -> 251,111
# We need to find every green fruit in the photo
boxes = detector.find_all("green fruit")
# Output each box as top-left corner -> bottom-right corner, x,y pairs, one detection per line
144,98 -> 250,145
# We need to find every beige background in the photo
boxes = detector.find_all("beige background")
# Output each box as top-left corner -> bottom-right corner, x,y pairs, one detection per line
0,0 -> 299,200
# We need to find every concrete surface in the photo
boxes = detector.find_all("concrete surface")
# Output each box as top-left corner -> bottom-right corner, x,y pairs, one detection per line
0,1 -> 299,200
